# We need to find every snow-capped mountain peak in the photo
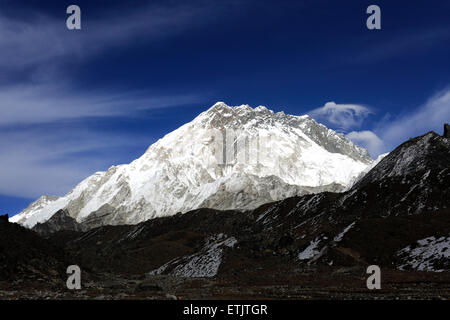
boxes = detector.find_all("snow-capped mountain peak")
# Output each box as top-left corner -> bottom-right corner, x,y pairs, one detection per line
11,102 -> 373,229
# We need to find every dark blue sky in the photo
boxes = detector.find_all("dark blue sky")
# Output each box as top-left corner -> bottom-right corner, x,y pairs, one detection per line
1,0 -> 449,215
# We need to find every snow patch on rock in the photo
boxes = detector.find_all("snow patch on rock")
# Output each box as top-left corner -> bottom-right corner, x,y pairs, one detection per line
397,236 -> 450,272
334,222 -> 356,242
149,233 -> 237,278
298,238 -> 321,260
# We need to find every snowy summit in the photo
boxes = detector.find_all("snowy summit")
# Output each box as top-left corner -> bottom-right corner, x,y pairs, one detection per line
11,102 -> 373,228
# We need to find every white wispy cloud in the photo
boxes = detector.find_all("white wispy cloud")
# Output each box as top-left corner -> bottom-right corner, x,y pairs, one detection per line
0,83 -> 203,125
345,130 -> 384,158
308,101 -> 373,131
345,88 -> 450,158
0,2 -> 223,74
377,88 -> 450,148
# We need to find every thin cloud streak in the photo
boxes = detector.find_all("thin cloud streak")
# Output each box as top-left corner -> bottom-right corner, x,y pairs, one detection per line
0,2 -> 226,73
0,83 -> 204,125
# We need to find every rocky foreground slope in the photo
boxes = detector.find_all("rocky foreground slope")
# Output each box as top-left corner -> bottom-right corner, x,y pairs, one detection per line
44,129 -> 449,276
39,128 -> 450,266
1,126 -> 449,299
0,214 -> 67,285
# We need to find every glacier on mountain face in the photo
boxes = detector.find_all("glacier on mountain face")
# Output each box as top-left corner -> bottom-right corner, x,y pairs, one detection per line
10,102 -> 373,229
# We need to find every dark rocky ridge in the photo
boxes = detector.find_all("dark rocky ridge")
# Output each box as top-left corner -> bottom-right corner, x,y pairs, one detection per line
33,209 -> 88,235
0,214 -> 68,285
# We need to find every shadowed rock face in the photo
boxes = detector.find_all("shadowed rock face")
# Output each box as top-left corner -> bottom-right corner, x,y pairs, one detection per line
33,209 -> 87,235
0,216 -> 68,284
